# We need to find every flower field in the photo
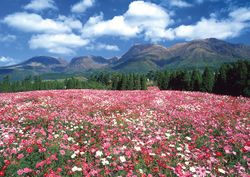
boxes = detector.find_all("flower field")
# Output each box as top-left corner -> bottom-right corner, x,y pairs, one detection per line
0,88 -> 249,177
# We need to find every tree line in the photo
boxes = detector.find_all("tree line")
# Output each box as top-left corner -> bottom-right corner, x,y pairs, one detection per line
0,73 -> 148,93
0,60 -> 249,96
0,76 -> 107,93
90,73 -> 147,90
152,60 -> 249,97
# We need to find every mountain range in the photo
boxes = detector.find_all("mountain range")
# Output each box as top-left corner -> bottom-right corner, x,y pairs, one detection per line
1,38 -> 250,80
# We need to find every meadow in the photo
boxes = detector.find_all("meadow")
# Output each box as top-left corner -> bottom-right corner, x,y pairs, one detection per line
0,87 -> 249,176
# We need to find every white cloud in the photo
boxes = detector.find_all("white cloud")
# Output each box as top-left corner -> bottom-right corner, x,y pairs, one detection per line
57,15 -> 83,30
24,0 -> 56,11
29,33 -> 89,55
0,34 -> 16,42
71,0 -> 95,13
3,12 -> 71,34
86,43 -> 120,51
169,0 -> 192,8
229,7 -> 250,22
172,7 -> 250,40
0,56 -> 16,66
82,1 -> 173,41
82,14 -> 139,38
174,17 -> 247,40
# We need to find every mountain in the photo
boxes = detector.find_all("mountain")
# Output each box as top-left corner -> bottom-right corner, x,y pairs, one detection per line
66,56 -> 111,72
114,38 -> 250,71
1,38 -> 250,79
0,56 -> 68,80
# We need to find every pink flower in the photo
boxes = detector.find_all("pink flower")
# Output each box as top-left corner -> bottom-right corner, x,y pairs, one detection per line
60,150 -> 65,156
23,168 -> 32,173
17,169 -> 23,175
17,153 -> 24,159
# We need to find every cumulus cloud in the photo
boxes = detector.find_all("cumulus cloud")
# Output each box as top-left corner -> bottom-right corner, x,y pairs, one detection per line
0,56 -> 16,66
0,34 -> 16,42
57,15 -> 83,30
3,12 -> 71,34
71,0 -> 95,13
82,1 -> 173,41
86,43 -> 120,51
174,18 -> 246,40
81,2 -> 250,41
82,14 -> 139,38
29,33 -> 89,55
173,7 -> 250,40
24,0 -> 56,11
229,7 -> 250,22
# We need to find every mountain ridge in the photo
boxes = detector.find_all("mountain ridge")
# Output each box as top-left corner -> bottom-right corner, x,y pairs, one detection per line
1,38 -> 250,79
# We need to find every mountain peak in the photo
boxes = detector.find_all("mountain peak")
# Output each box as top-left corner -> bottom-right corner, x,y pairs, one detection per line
22,56 -> 68,66
1,38 -> 250,78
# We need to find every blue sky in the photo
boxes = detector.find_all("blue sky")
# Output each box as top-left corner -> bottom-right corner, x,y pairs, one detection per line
0,0 -> 250,66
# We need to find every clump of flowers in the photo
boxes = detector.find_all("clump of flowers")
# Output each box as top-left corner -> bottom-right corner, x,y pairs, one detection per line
0,88 -> 249,176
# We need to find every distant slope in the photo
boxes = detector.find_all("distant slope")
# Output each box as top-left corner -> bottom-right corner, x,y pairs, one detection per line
0,56 -> 68,80
1,38 -> 250,79
114,38 -> 250,71
66,56 -> 110,72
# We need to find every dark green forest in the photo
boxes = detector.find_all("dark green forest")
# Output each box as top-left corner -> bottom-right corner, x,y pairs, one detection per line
0,73 -> 147,92
0,60 -> 249,97
153,60 -> 250,97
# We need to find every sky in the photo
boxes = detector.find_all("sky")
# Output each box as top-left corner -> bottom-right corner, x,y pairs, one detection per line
0,0 -> 250,66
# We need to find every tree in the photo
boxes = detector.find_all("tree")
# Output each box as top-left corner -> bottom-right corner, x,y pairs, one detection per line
120,74 -> 128,90
190,70 -> 202,91
34,76 -> 42,90
111,75 -> 120,90
213,64 -> 228,94
1,75 -> 10,92
127,74 -> 134,90
141,75 -> 147,90
201,67 -> 214,92
133,74 -> 141,90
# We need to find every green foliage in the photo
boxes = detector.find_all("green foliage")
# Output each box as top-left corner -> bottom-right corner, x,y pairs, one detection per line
201,67 -> 214,92
213,60 -> 249,96
0,75 -> 107,93
190,70 -> 202,91
153,60 -> 250,97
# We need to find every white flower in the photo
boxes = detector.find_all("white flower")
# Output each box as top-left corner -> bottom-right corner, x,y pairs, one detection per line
149,152 -> 156,156
139,169 -> 143,173
95,150 -> 103,157
72,166 -> 82,172
119,156 -> 126,163
71,153 -> 76,159
67,137 -> 74,141
169,144 -> 175,148
185,136 -> 191,141
80,152 -> 85,155
218,168 -> 226,174
190,166 -> 196,173
101,158 -> 109,165
72,166 -> 77,172
177,147 -> 183,151
134,146 -> 141,151
165,133 -> 171,138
